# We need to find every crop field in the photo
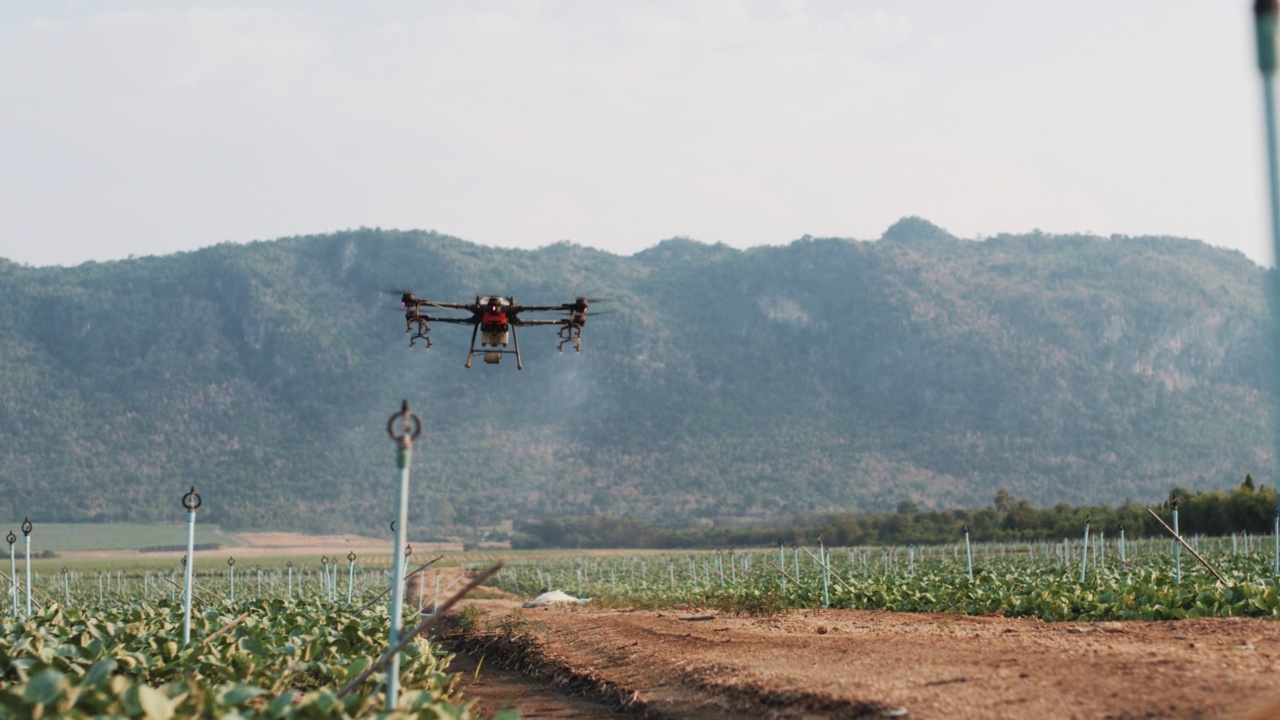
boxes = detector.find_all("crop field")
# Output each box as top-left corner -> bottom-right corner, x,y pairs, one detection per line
0,553 -> 501,719
492,532 -> 1280,621
8,530 -> 1280,718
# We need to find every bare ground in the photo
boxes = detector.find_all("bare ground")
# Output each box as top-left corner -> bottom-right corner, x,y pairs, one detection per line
445,597 -> 1280,720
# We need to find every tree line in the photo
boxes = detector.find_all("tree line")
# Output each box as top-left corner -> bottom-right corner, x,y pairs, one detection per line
513,480 -> 1279,549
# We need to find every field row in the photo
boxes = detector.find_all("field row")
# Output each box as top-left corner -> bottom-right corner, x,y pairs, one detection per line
490,534 -> 1280,621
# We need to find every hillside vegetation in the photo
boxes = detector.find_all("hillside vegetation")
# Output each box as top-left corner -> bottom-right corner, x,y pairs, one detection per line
0,219 -> 1270,533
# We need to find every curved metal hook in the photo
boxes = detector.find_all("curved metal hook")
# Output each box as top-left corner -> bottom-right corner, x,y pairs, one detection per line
404,544 -> 413,557
347,551 -> 357,562
21,517 -> 31,535
228,557 -> 235,566
181,486 -> 202,511
6,531 -> 14,545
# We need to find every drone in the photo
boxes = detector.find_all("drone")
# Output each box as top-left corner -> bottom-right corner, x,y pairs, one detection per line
394,292 -> 597,369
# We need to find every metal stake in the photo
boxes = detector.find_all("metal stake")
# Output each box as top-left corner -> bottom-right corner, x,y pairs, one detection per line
348,552 -> 357,604
962,524 -> 973,580
22,518 -> 31,618
6,531 -> 15,617
385,400 -> 421,710
1171,497 -> 1182,585
181,487 -> 202,646
1256,2 -> 1280,555
818,537 -> 829,608
1080,517 -> 1091,583
777,539 -> 787,591
228,557 -> 236,604
416,550 -> 425,611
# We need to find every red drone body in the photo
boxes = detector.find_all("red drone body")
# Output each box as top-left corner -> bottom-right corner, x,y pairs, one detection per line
393,293 -> 597,369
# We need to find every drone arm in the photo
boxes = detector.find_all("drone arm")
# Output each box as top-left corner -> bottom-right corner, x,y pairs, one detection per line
512,318 -> 565,326
418,300 -> 474,311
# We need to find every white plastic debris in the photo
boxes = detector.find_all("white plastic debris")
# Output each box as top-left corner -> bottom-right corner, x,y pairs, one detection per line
522,590 -> 591,608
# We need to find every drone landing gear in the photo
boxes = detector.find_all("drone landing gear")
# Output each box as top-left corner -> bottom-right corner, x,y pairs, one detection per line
465,323 -> 523,370
406,317 -> 432,349
557,323 -> 583,352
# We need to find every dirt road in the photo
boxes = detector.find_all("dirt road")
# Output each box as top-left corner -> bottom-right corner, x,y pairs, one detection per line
448,599 -> 1280,719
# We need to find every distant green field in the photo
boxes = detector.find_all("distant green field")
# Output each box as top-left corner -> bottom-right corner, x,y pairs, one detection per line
0,522 -> 237,552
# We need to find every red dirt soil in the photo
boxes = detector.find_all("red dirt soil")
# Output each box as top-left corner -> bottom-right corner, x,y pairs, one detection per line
448,598 -> 1280,720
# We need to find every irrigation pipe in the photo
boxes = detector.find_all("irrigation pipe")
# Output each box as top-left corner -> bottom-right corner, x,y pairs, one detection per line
0,570 -> 45,611
354,555 -> 444,615
798,546 -> 860,596
163,575 -> 220,605
336,560 -> 504,699
203,611 -> 251,645
1145,508 -> 1229,585
767,561 -> 801,588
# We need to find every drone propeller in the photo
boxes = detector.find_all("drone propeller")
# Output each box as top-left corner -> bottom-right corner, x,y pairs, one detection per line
564,296 -> 608,309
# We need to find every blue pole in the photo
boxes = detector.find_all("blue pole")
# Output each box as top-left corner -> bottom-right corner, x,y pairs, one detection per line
228,557 -> 236,604
6,531 -> 14,617
1171,498 -> 1181,585
22,518 -> 32,619
287,561 -> 293,600
1080,517 -> 1091,583
348,552 -> 356,604
1256,2 -> 1280,564
777,540 -> 786,591
819,538 -> 829,609
385,400 -> 421,711
181,487 -> 202,646
403,546 -> 413,604
962,524 -> 973,580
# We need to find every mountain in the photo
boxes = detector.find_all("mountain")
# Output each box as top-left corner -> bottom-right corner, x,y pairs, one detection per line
0,220 -> 1270,533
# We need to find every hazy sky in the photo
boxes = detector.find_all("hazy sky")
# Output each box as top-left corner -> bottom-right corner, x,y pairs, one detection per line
1,1 -> 1274,267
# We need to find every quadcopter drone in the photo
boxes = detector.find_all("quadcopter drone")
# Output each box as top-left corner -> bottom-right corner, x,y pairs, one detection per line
394,292 -> 596,369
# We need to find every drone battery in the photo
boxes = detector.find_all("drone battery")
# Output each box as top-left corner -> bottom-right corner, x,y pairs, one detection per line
482,330 -> 509,347
483,352 -> 502,364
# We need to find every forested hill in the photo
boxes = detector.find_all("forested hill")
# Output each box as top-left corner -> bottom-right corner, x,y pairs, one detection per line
0,218 -> 1270,533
